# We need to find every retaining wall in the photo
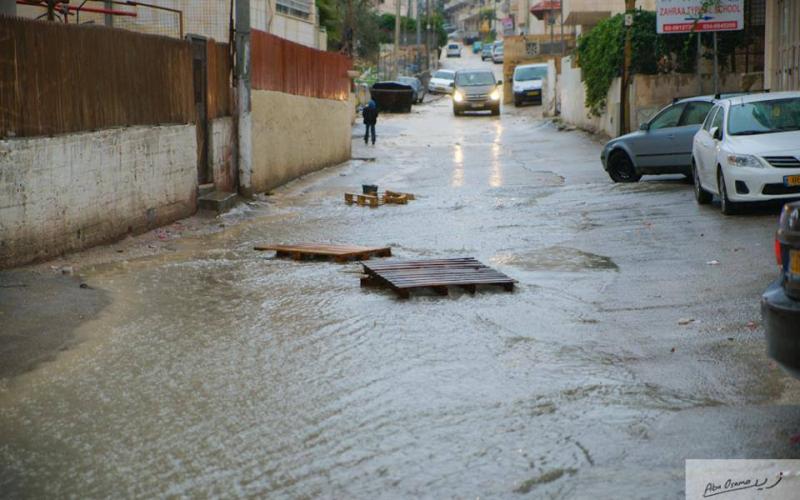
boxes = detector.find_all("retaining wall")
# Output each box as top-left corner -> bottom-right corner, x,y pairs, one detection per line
249,90 -> 352,194
0,125 -> 197,267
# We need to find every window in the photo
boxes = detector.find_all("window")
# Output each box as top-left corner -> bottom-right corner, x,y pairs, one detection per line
679,101 -> 714,126
276,0 -> 311,18
728,97 -> 800,135
649,104 -> 685,130
711,106 -> 724,136
702,106 -> 720,131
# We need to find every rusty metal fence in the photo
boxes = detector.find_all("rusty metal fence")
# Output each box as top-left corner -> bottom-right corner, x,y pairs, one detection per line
206,40 -> 232,120
251,30 -> 352,101
0,15 -> 195,139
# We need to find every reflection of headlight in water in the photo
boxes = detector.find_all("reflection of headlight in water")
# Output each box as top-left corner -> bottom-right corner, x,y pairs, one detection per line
453,91 -> 464,103
490,89 -> 500,101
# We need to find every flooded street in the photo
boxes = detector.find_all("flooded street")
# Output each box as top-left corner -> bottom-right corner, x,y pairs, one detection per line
3,52 -> 800,498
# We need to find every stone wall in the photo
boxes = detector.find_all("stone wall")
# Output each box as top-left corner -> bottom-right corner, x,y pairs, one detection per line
248,90 -> 351,194
0,125 -> 197,268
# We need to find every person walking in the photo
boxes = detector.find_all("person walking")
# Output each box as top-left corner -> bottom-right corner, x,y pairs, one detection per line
363,99 -> 378,146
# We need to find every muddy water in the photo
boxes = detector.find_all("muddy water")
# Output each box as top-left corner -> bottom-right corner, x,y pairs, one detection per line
2,71 -> 799,497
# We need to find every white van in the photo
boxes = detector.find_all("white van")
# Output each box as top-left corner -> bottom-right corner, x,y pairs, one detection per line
446,43 -> 461,58
512,63 -> 548,106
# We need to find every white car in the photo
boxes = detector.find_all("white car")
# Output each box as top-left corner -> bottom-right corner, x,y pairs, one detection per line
692,92 -> 800,215
512,63 -> 547,106
428,69 -> 456,94
446,43 -> 461,58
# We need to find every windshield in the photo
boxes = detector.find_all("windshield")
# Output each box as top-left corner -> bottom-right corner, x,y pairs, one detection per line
495,47 -> 504,54
515,66 -> 547,81
728,97 -> 800,135
433,71 -> 454,80
448,44 -> 458,49
455,72 -> 495,86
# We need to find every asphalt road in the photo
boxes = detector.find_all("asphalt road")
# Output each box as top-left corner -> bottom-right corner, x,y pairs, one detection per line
1,48 -> 799,498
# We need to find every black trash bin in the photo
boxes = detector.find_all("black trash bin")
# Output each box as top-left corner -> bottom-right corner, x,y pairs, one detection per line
369,82 -> 415,113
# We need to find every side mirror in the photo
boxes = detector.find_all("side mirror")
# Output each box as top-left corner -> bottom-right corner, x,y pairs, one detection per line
710,126 -> 722,140
639,122 -> 650,131
449,82 -> 455,88
496,80 -> 503,85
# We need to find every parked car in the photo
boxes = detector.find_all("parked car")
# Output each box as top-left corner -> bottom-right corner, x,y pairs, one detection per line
428,69 -> 456,94
492,43 -> 504,64
481,44 -> 493,61
452,69 -> 502,116
692,92 -> 800,214
473,41 -> 483,54
762,201 -> 800,379
512,63 -> 547,106
446,43 -> 462,58
397,76 -> 425,103
601,96 -> 716,182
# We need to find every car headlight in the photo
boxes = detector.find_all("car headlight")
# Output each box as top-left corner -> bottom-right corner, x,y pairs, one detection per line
453,91 -> 464,103
726,154 -> 766,168
490,89 -> 500,101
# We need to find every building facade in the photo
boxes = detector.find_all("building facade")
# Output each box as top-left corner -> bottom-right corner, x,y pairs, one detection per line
765,0 -> 800,90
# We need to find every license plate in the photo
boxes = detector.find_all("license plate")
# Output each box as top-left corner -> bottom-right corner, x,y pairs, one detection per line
784,175 -> 800,187
470,103 -> 482,109
791,250 -> 800,276
527,91 -> 540,96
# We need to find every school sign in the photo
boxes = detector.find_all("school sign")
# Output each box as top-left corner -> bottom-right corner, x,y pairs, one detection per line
656,0 -> 744,34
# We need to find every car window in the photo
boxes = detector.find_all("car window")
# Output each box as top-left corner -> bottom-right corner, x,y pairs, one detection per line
711,106 -> 724,134
728,97 -> 800,135
702,106 -> 720,131
679,101 -> 713,126
649,103 -> 685,130
455,72 -> 495,86
434,71 -> 454,80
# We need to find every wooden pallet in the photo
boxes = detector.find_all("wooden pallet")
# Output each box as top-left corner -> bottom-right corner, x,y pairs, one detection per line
254,243 -> 392,262
360,257 -> 516,298
344,190 -> 416,207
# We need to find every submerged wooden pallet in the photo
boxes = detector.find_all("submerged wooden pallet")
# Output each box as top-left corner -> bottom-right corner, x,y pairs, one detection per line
360,257 -> 516,298
254,243 -> 392,262
345,190 -> 416,208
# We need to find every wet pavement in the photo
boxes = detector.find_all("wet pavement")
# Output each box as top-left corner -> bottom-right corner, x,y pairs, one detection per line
2,51 -> 800,498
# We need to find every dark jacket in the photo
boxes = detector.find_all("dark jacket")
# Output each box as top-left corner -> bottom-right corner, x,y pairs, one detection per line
363,101 -> 378,125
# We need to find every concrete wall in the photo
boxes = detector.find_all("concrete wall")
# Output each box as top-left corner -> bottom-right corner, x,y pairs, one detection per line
209,117 -> 237,193
558,55 -> 765,138
559,56 -> 620,137
0,125 -> 197,268
249,90 -> 351,194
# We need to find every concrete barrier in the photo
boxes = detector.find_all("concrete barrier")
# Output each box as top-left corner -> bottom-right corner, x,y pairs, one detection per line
249,90 -> 352,194
0,125 -> 197,268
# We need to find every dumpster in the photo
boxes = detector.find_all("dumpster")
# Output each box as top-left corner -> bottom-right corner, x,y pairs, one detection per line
370,82 -> 415,113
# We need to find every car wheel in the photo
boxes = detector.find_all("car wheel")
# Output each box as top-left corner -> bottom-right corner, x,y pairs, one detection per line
491,105 -> 500,116
718,169 -> 739,215
693,160 -> 712,204
514,99 -> 520,107
453,107 -> 461,116
607,150 -> 641,183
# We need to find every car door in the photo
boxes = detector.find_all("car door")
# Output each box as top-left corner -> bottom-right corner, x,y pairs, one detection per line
670,100 -> 714,168
695,106 -> 723,189
628,102 -> 686,168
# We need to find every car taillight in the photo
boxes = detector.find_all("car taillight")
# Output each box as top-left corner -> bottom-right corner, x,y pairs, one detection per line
775,238 -> 783,267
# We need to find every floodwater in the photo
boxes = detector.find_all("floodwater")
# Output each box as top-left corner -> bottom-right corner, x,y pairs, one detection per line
2,52 -> 800,498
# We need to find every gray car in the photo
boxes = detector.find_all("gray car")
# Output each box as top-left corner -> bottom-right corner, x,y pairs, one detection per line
452,69 -> 502,116
600,96 -> 715,182
397,76 -> 425,103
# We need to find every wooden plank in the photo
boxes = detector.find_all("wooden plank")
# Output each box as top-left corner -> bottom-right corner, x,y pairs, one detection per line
255,243 -> 392,262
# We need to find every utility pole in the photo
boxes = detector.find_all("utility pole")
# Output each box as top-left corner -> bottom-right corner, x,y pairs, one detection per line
104,1 -> 113,26
416,0 -> 421,46
394,0 -> 401,78
712,31 -> 719,95
620,0 -> 635,136
235,0 -> 253,196
425,0 -> 431,70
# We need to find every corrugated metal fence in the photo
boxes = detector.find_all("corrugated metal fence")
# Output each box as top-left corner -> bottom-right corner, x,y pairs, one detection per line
0,15 -> 195,138
251,30 -> 352,101
206,40 -> 232,120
